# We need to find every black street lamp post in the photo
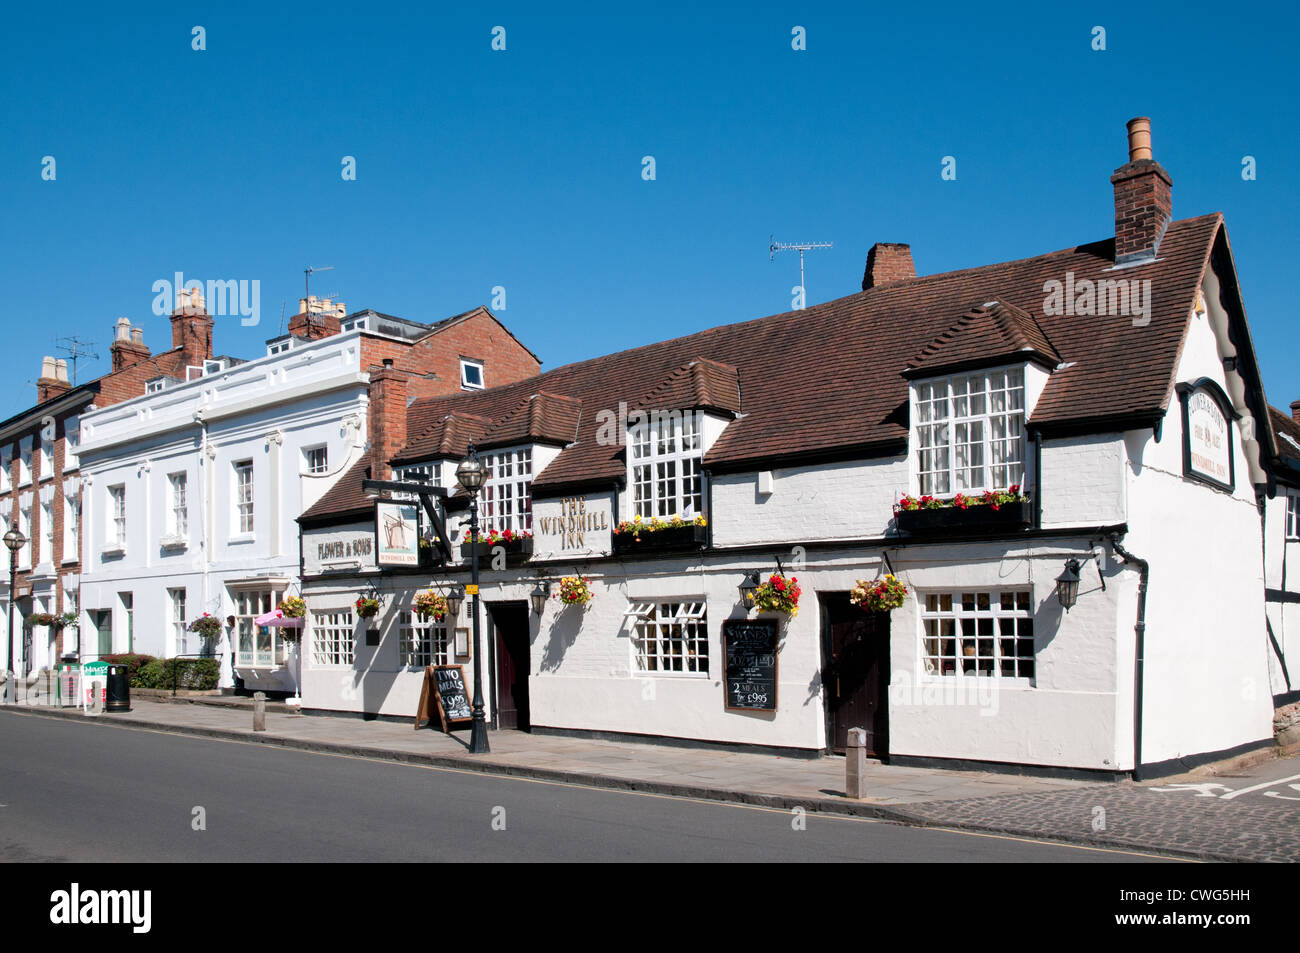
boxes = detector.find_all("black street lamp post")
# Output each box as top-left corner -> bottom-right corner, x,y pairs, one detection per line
455,445 -> 490,754
3,529 -> 26,705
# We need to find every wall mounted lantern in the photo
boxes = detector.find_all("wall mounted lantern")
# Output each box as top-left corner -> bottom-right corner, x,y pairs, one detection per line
530,581 -> 550,615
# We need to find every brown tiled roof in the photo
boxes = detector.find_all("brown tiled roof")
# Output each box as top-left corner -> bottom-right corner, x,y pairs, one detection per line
393,412 -> 493,465
300,454 -> 376,523
476,392 -> 582,451
305,213 -> 1226,512
1269,406 -> 1300,467
631,359 -> 741,415
904,300 -> 1060,377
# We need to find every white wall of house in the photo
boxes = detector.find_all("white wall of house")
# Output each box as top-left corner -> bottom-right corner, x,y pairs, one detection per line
1119,272 -> 1274,766
1262,486 -> 1300,696
76,334 -> 369,689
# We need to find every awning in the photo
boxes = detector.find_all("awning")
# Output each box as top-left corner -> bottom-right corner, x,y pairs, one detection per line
253,609 -> 304,629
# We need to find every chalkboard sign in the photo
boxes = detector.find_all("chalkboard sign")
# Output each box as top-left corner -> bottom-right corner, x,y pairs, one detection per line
414,664 -> 474,732
723,619 -> 778,711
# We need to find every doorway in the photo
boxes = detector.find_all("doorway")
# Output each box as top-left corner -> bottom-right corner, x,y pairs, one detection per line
90,610 -> 111,659
487,602 -> 531,731
821,593 -> 890,756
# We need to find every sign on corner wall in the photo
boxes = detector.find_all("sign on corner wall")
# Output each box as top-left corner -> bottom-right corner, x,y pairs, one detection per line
375,501 -> 420,567
1177,380 -> 1235,493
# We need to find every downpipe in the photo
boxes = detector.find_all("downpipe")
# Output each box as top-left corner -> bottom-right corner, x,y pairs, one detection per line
1110,533 -> 1149,780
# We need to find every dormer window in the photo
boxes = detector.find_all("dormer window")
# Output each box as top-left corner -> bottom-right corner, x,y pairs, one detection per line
914,368 -> 1025,496
267,339 -> 293,356
341,317 -> 368,332
204,359 -> 226,375
145,377 -> 168,394
460,359 -> 485,390
630,409 -> 704,519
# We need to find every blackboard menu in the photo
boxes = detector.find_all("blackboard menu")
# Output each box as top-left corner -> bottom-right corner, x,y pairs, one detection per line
723,619 -> 778,711
433,665 -> 473,729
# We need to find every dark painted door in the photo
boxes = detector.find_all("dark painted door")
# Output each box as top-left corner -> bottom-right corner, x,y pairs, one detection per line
489,603 -> 531,731
822,594 -> 890,755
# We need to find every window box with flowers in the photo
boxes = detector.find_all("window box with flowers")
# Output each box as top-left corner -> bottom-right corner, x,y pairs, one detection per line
612,515 -> 707,556
460,528 -> 533,564
894,487 -> 1032,535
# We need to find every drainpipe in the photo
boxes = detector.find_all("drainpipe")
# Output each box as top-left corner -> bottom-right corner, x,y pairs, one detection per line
1109,533 -> 1149,780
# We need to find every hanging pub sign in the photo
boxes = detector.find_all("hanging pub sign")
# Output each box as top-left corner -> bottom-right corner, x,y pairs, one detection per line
722,618 -> 778,712
1176,379 -> 1235,493
375,500 -> 420,567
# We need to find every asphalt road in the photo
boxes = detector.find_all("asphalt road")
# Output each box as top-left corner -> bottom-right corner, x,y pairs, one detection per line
0,711 -> 1171,862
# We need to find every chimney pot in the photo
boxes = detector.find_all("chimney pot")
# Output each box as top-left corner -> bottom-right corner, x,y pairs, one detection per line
1126,117 -> 1153,162
40,356 -> 57,379
55,359 -> 69,382
115,317 -> 131,342
130,327 -> 144,345
1111,117 -> 1173,264
382,358 -> 394,368
1290,400 -> 1300,424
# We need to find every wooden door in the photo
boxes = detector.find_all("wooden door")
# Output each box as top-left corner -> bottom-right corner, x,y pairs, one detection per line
822,594 -> 890,755
489,603 -> 531,731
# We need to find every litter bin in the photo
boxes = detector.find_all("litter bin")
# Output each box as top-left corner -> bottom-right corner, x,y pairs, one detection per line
105,664 -> 131,713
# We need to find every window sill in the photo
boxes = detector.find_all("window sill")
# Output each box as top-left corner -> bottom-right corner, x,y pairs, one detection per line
227,534 -> 256,545
61,555 -> 79,565
159,536 -> 189,551
99,544 -> 126,558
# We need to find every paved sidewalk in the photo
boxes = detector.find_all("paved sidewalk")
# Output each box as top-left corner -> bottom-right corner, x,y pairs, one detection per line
9,699 -> 1296,861
5,699 -> 1084,815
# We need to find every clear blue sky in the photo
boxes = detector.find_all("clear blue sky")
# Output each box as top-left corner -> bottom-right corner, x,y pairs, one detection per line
2,2 -> 1297,409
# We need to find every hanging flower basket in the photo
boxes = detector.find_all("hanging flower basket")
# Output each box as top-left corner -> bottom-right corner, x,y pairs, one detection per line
58,612 -> 79,631
354,596 -> 381,619
27,612 -> 56,627
188,614 -> 224,639
753,574 -> 801,617
556,576 -> 592,606
414,590 -> 449,622
278,596 -> 306,619
850,575 -> 908,612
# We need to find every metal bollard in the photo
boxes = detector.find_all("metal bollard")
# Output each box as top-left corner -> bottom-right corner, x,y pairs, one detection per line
253,692 -> 266,732
845,727 -> 868,799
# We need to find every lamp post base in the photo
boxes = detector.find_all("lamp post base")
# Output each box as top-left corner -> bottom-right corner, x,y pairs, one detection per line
469,710 -> 491,753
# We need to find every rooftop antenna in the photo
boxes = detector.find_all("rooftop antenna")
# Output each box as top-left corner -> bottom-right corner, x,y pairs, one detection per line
55,336 -> 100,385
770,236 -> 833,307
303,265 -> 334,337
278,300 -> 286,335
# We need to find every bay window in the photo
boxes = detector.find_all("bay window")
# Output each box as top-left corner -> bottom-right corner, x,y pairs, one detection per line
915,368 -> 1025,496
235,589 -> 287,668
479,447 -> 532,533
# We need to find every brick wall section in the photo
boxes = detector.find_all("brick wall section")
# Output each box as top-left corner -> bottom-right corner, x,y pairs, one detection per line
367,362 -> 409,481
359,308 -> 540,404
1111,160 -> 1173,263
288,311 -> 342,341
110,339 -> 152,373
171,311 -> 215,369
861,242 -> 917,290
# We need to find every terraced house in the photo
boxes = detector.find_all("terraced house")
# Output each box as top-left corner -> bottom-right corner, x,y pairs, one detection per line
298,119 -> 1291,777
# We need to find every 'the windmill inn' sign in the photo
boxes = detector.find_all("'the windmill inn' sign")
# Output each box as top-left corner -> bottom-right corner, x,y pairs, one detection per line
1177,379 -> 1235,492
536,496 -> 610,551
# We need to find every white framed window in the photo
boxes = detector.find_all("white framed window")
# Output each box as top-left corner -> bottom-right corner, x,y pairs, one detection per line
632,601 -> 709,675
399,610 -> 452,667
0,446 -> 10,492
234,589 -> 288,667
303,446 -> 329,475
63,490 -> 79,563
396,461 -> 439,487
1287,492 -> 1300,541
914,368 -> 1026,497
204,359 -> 226,375
18,437 -> 31,486
63,422 -> 79,472
311,609 -> 355,667
39,497 -> 53,566
17,496 -> 31,569
233,460 -> 254,535
38,438 -> 51,481
341,317 -> 368,332
145,378 -> 168,394
107,485 -> 126,546
169,588 -> 187,655
167,472 -> 188,538
460,358 -> 485,390
479,447 -> 532,533
630,410 -> 703,519
920,590 -> 1035,681
267,339 -> 293,356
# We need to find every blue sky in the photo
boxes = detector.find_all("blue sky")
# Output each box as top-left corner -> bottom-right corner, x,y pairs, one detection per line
2,2 -> 1297,410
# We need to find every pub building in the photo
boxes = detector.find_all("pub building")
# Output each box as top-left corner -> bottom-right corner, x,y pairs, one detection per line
297,118 -> 1290,776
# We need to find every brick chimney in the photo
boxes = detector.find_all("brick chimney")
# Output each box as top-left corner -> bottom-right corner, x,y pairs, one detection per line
1290,400 -> 1300,423
36,356 -> 72,403
110,317 -> 152,372
288,297 -> 346,341
368,358 -> 409,480
170,287 -> 215,368
1111,117 -> 1173,265
862,243 -> 916,290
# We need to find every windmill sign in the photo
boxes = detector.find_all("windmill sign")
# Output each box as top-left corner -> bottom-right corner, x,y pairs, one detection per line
375,501 -> 420,567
